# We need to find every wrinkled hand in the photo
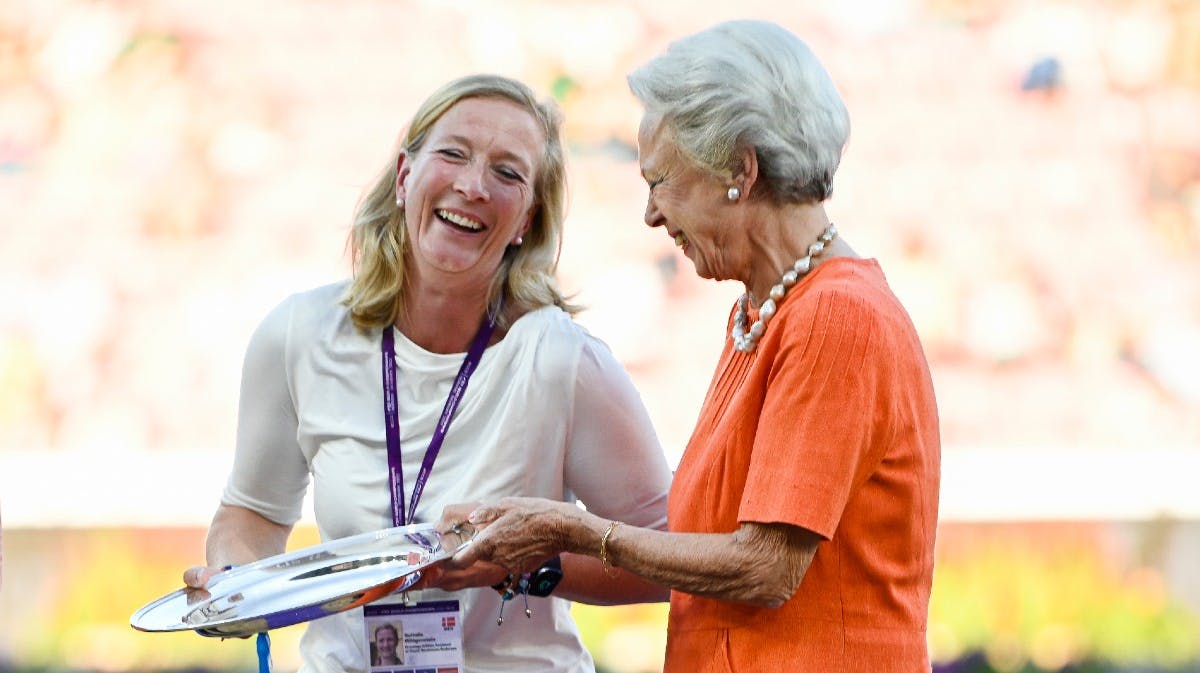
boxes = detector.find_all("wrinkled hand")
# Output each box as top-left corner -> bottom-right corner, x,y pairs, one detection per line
435,502 -> 482,554
404,501 -> 506,591
451,497 -> 576,574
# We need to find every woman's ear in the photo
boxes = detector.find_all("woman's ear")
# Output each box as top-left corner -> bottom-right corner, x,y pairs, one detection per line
514,210 -> 534,245
733,145 -> 760,199
394,151 -> 411,205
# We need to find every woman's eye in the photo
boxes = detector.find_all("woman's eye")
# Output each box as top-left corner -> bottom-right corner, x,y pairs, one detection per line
496,167 -> 525,182
437,148 -> 466,160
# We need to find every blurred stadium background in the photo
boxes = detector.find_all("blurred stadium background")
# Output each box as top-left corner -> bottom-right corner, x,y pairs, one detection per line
1,0 -> 1199,672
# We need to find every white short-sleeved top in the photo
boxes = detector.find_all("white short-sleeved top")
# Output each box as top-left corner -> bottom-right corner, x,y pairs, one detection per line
221,282 -> 671,673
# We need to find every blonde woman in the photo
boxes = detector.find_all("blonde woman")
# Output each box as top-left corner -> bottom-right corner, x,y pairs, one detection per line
184,74 -> 670,673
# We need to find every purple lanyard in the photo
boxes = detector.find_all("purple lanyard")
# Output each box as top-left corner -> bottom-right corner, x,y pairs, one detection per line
381,313 -> 497,526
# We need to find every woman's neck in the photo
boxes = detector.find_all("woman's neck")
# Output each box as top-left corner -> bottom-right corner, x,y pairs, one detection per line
741,202 -> 852,305
396,275 -> 494,354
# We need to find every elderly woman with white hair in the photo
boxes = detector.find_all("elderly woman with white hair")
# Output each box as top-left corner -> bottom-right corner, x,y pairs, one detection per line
448,20 -> 941,671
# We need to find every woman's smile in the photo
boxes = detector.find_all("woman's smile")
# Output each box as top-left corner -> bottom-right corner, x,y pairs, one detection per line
436,208 -> 485,232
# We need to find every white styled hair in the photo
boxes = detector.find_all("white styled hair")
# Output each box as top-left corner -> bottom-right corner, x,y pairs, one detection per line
628,20 -> 850,203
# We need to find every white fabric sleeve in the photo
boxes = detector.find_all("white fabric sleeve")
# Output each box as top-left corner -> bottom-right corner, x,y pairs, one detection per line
563,337 -> 671,531
220,297 -> 311,526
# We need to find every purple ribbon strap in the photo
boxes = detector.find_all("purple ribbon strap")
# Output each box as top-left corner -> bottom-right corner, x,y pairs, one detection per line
382,312 -> 497,526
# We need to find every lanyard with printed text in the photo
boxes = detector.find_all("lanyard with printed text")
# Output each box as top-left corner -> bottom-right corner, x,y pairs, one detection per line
381,313 -> 496,526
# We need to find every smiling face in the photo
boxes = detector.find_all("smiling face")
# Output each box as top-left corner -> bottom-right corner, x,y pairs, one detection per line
396,97 -> 544,291
376,627 -> 397,655
374,624 -> 398,662
638,114 -> 742,283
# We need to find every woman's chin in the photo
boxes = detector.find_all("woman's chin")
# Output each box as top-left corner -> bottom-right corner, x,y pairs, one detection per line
683,252 -> 716,281
415,246 -> 498,282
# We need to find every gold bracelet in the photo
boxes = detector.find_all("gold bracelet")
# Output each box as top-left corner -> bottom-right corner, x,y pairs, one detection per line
599,520 -> 622,578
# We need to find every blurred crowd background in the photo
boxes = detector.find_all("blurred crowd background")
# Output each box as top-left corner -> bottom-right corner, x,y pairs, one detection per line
1,0 -> 1199,672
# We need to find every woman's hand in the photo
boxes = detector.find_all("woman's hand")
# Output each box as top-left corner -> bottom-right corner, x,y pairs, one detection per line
181,564 -> 224,604
417,501 -> 510,590
435,502 -> 481,553
183,565 -> 223,589
451,497 -> 585,574
185,504 -> 291,608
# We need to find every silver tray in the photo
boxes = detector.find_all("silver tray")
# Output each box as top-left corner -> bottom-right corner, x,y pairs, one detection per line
130,523 -> 471,638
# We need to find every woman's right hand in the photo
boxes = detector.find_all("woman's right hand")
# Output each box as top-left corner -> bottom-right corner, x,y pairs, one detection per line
182,564 -> 225,604
183,564 -> 223,590
451,497 -> 581,573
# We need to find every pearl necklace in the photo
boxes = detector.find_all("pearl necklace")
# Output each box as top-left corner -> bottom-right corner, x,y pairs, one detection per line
732,223 -> 838,353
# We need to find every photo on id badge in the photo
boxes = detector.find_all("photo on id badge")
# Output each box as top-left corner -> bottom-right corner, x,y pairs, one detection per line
369,620 -> 405,668
364,599 -> 463,673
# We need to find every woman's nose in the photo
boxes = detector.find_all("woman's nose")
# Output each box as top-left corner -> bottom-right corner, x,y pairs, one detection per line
644,196 -> 664,228
454,162 -> 489,201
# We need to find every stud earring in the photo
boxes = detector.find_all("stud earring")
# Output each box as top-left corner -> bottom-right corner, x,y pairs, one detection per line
512,236 -> 523,246
395,196 -> 404,208
727,186 -> 741,201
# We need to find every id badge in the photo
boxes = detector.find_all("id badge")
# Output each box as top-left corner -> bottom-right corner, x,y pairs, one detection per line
363,598 -> 463,672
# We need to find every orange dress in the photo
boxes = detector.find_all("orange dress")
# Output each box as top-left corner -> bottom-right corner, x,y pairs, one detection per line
664,258 -> 941,673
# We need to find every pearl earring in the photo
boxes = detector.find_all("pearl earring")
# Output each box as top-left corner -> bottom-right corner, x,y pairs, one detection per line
395,196 -> 404,208
512,236 -> 523,246
727,186 -> 741,201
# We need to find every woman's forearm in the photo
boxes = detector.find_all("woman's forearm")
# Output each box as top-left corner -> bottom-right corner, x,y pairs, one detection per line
554,552 -> 669,605
463,498 -> 820,608
576,519 -> 821,608
205,503 -> 293,568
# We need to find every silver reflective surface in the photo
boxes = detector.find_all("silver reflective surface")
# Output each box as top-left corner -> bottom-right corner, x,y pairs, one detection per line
130,522 -> 472,638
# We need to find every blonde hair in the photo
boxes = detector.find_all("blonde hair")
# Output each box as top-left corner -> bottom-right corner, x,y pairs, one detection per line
343,74 -> 578,331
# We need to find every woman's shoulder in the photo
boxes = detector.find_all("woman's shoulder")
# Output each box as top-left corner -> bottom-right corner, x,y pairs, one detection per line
507,304 -> 586,342
504,305 -> 617,372
808,256 -> 884,289
279,281 -> 352,319
252,280 -> 357,350
785,257 -> 898,317
776,257 -> 922,352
